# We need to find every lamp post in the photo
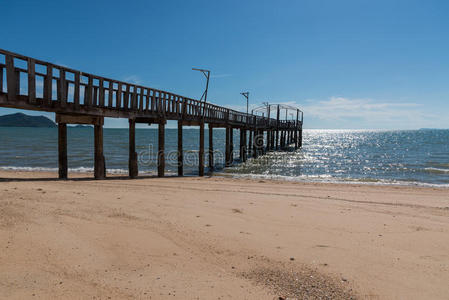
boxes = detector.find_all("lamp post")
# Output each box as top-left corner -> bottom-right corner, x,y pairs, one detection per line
192,68 -> 210,103
240,92 -> 249,115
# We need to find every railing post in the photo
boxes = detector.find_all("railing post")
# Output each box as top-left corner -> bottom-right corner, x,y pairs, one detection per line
44,64 -> 53,105
6,55 -> 16,102
27,58 -> 36,103
58,69 -> 66,107
74,72 -> 80,107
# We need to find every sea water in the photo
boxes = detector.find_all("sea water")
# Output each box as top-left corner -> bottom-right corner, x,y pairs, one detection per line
0,127 -> 448,187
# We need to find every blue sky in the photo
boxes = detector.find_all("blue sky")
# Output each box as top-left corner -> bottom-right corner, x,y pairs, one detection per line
1,0 -> 448,129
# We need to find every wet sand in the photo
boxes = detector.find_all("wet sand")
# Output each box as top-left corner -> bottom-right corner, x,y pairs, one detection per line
0,171 -> 448,299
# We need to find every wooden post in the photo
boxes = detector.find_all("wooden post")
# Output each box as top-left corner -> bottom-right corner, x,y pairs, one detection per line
128,119 -> 138,178
178,120 -> 183,176
299,127 -> 303,148
239,128 -> 244,161
5,55 -> 16,102
199,122 -> 205,176
230,127 -> 234,162
253,129 -> 258,158
243,128 -> 248,162
58,123 -> 67,179
158,121 -> 165,177
248,129 -> 253,158
94,124 -> 106,179
208,124 -> 214,171
27,59 -> 36,104
225,126 -> 231,167
276,105 -> 280,150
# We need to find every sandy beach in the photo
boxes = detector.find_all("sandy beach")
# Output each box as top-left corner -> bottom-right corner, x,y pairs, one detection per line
0,171 -> 448,299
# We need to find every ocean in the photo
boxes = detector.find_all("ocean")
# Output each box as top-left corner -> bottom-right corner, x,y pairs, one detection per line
0,127 -> 448,187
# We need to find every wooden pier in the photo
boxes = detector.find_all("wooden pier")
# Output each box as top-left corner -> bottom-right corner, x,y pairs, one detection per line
0,49 -> 303,179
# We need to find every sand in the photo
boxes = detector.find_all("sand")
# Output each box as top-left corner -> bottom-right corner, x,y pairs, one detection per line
0,171 -> 448,299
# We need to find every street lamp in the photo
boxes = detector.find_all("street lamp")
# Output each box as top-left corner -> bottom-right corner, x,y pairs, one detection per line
240,92 -> 249,116
192,68 -> 210,103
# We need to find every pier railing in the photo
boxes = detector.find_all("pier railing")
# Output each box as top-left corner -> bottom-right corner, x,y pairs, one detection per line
0,49 -> 301,129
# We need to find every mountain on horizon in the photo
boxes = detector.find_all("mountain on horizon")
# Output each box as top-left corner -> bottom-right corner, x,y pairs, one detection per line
0,113 -> 56,128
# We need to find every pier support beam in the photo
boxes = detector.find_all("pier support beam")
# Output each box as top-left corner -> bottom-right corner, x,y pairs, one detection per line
299,127 -> 303,148
246,129 -> 253,155
178,120 -> 183,176
276,129 -> 279,150
128,119 -> 138,178
209,124 -> 214,171
199,122 -> 205,176
225,126 -> 231,167
253,129 -> 258,158
158,121 -> 165,177
58,123 -> 67,179
230,127 -> 234,163
294,128 -> 298,149
94,124 -> 106,179
266,129 -> 271,152
239,128 -> 244,161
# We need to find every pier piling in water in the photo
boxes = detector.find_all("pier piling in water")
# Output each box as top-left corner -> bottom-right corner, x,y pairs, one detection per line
129,119 -> 138,178
58,123 -> 67,179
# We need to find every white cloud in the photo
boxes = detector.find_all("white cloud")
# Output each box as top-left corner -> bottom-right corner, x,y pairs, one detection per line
298,97 -> 443,129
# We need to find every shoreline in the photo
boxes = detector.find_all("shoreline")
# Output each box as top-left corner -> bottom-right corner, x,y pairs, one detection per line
1,167 -> 449,189
1,170 -> 449,299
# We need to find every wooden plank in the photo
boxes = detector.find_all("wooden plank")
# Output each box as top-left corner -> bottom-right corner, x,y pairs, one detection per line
44,65 -> 53,104
99,79 -> 104,106
58,123 -> 68,179
74,72 -> 80,107
158,121 -> 165,177
27,59 -> 36,103
116,83 -> 122,108
139,87 -> 144,111
86,75 -> 93,107
5,55 -> 16,101
178,120 -> 183,176
131,85 -> 137,109
56,113 -> 103,125
199,122 -> 204,176
145,88 -> 150,112
0,66 -> 3,93
94,124 -> 106,179
108,81 -> 113,108
128,119 -> 138,178
123,84 -> 129,109
58,69 -> 66,107
93,86 -> 98,106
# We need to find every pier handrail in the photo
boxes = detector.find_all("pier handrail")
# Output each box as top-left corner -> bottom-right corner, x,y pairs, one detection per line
0,49 -> 301,129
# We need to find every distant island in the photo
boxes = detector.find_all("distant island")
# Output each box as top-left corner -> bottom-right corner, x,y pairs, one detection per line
0,113 -> 56,128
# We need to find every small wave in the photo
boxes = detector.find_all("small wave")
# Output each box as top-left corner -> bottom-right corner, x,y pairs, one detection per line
217,172 -> 449,188
0,166 -> 129,174
424,167 -> 449,174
